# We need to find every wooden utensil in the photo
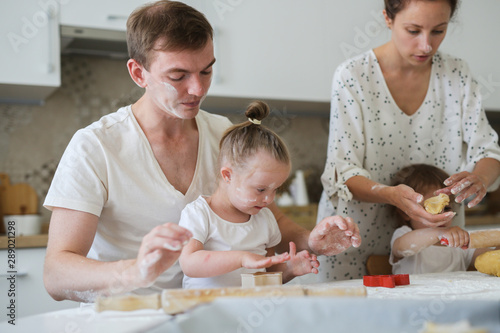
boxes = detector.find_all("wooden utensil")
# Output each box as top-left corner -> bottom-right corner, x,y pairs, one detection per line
0,173 -> 38,215
96,285 -> 367,314
469,230 -> 500,248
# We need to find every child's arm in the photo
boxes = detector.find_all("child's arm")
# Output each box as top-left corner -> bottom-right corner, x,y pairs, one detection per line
179,238 -> 290,278
392,226 -> 470,262
267,242 -> 319,283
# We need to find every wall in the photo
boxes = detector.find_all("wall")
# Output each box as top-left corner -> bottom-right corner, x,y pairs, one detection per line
0,55 -> 330,222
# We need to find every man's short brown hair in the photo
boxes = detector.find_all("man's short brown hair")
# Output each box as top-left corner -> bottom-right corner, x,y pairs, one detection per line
126,0 -> 213,70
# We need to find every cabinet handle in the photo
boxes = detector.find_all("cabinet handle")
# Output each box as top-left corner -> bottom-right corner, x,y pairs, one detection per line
46,6 -> 57,74
0,271 -> 27,277
213,28 -> 222,84
107,15 -> 129,21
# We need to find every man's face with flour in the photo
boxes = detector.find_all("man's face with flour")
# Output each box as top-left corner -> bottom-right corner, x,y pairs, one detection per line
141,39 -> 215,120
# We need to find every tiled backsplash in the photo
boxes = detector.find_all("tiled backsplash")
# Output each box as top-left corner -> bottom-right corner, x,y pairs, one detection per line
2,55 -> 499,223
0,55 -> 330,221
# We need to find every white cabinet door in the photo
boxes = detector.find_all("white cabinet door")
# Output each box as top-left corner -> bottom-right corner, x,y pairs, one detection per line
186,0 -> 333,103
0,0 -> 61,104
60,0 -> 150,31
0,248 -> 76,321
185,0 -> 500,111
184,0 -> 386,104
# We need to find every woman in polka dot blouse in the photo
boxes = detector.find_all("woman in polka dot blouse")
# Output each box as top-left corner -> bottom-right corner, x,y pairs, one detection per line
317,0 -> 500,281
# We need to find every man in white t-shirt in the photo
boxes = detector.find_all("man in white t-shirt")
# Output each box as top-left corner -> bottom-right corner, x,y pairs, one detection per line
43,0 -> 361,302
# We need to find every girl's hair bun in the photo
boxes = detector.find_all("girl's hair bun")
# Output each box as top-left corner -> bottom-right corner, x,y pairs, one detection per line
245,100 -> 270,122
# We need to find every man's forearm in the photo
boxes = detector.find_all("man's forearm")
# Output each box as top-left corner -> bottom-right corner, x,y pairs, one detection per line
44,252 -> 139,302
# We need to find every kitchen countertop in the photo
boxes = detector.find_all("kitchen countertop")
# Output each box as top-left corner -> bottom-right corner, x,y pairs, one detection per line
0,222 -> 49,249
0,233 -> 48,249
3,271 -> 499,333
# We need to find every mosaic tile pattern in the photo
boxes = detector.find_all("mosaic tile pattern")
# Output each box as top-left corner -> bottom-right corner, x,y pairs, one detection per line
0,55 -> 330,220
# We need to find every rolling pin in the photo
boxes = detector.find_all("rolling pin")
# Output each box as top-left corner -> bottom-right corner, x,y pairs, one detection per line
440,229 -> 500,249
96,285 -> 367,314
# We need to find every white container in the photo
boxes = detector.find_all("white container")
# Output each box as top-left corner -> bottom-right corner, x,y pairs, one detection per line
290,170 -> 309,206
3,215 -> 43,236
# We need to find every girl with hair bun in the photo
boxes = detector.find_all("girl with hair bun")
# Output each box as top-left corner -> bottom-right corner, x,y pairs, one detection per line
179,101 -> 319,288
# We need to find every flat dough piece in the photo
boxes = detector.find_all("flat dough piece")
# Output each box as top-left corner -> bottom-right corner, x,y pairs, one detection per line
424,193 -> 450,214
475,249 -> 500,277
421,321 -> 488,333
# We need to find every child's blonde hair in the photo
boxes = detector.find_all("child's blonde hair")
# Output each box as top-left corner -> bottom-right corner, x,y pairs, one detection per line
219,101 -> 290,170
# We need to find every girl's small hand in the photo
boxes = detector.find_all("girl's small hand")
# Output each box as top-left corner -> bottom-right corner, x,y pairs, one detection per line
392,184 -> 455,228
241,252 -> 290,270
287,242 -> 319,276
440,226 -> 470,249
437,171 -> 487,208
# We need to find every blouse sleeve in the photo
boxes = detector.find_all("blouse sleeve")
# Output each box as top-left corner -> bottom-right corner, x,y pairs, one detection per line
459,60 -> 500,191
321,65 -> 372,201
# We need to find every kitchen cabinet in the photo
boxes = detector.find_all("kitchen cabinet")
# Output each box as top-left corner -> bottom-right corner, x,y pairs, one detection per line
185,1 -> 334,104
60,0 -> 150,31
0,0 -> 60,104
0,248 -> 76,320
187,0 -> 500,111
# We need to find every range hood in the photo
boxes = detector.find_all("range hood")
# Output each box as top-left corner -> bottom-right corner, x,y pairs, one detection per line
60,25 -> 129,59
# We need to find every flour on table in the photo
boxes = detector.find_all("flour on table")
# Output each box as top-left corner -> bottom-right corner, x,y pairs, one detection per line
313,271 -> 500,300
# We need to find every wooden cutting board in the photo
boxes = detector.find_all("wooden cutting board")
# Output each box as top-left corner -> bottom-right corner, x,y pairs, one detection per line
0,173 -> 38,215
96,285 -> 367,314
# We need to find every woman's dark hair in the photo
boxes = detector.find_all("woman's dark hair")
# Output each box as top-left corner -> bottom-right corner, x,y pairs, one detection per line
384,0 -> 460,20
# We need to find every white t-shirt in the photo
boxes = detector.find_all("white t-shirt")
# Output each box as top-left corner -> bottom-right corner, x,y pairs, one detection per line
317,50 -> 500,281
389,226 -> 475,274
44,105 -> 232,292
179,196 -> 282,288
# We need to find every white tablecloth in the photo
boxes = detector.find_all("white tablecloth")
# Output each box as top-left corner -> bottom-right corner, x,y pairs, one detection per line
2,271 -> 499,333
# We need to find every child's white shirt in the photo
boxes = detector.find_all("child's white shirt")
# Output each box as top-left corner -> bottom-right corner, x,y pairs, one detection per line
179,196 -> 282,288
390,225 -> 475,274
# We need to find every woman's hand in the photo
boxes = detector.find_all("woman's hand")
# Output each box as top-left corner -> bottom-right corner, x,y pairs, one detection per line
241,252 -> 290,270
132,223 -> 192,289
286,242 -> 319,276
436,171 -> 487,208
390,184 -> 455,228
308,215 -> 361,256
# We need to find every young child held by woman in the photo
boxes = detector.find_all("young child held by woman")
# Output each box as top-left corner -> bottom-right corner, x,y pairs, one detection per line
179,101 -> 319,288
390,164 -> 496,275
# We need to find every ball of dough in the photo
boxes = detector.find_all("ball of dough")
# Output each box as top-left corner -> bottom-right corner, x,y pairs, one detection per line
475,249 -> 500,277
424,193 -> 450,214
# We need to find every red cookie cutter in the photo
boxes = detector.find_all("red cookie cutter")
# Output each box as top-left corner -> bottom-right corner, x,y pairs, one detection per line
440,237 -> 469,249
363,274 -> 410,288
